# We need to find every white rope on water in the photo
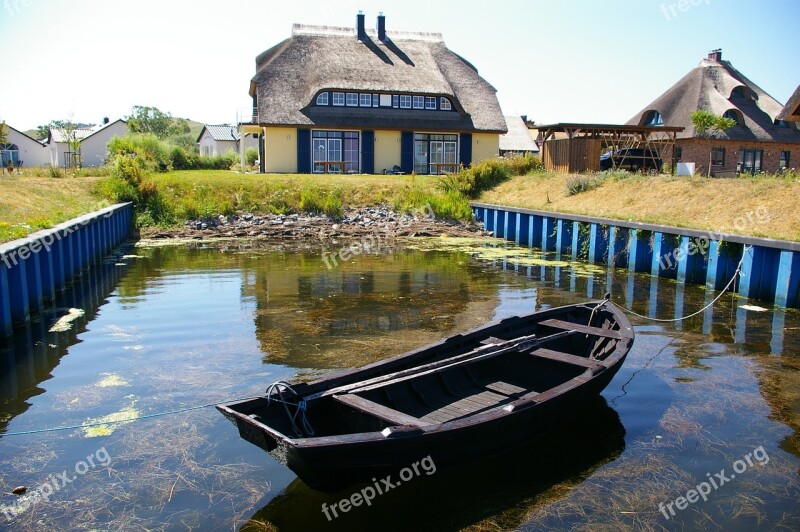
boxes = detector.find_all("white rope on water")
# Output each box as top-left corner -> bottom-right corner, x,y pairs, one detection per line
618,245 -> 750,323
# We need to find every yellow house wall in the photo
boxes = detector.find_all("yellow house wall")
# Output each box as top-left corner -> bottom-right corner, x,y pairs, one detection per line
374,130 -> 401,173
471,133 -> 499,164
263,127 -> 297,173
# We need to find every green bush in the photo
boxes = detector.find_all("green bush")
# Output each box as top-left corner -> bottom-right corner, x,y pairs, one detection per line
504,153 -> 544,175
565,175 -> 604,196
246,147 -> 259,166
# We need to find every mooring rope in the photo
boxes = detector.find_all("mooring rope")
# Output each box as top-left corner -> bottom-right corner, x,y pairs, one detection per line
265,381 -> 315,437
618,245 -> 750,323
0,395 -> 262,438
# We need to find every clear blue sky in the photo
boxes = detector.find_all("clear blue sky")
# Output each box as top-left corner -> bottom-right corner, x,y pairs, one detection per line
1,0 -> 798,131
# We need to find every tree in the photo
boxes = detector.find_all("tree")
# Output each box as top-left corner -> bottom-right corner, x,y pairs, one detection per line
690,110 -> 736,137
126,105 -> 190,139
0,121 -> 8,147
49,117 -> 82,169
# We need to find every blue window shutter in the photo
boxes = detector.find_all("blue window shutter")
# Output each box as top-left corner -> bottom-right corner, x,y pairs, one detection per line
401,131 -> 414,173
459,133 -> 472,167
297,129 -> 310,173
362,131 -> 374,174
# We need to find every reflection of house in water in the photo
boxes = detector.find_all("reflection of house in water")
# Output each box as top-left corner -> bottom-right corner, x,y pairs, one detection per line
242,256 -> 499,369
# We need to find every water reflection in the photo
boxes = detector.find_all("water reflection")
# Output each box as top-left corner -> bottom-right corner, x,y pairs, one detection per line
0,238 -> 798,531
245,396 -> 626,532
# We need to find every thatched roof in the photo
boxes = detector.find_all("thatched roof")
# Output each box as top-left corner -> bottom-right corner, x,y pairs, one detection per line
499,116 -> 538,153
251,23 -> 506,133
778,84 -> 800,122
627,53 -> 800,142
198,125 -> 239,143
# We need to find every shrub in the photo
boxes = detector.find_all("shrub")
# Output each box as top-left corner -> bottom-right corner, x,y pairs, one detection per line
246,147 -> 259,166
504,153 -> 544,175
565,175 -> 604,196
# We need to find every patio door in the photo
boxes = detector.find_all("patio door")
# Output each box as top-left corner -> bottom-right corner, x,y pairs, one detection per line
738,149 -> 762,175
312,131 -> 357,173
312,137 -> 343,173
414,133 -> 459,174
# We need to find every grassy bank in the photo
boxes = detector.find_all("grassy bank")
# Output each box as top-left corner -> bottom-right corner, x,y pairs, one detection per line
477,170 -> 800,242
0,174 -> 107,242
2,165 -> 799,244
123,170 -> 473,225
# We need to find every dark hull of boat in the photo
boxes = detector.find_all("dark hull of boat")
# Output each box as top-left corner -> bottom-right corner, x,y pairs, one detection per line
219,300 -> 634,491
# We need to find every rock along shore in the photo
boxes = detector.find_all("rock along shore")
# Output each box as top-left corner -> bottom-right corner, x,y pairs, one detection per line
139,205 -> 491,242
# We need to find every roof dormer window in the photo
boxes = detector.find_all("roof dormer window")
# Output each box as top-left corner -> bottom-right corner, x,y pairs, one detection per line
332,92 -> 345,106
346,93 -> 359,106
359,93 -> 372,107
642,110 -> 663,126
316,92 -> 329,105
440,97 -> 452,111
723,109 -> 742,126
413,96 -> 424,109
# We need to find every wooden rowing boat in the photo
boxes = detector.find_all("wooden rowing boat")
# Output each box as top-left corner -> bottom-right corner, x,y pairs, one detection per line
217,299 -> 634,491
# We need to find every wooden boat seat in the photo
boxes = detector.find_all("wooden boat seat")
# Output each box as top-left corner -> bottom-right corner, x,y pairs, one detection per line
333,393 -> 432,427
418,389 -> 509,424
530,347 -> 604,373
539,318 -> 623,340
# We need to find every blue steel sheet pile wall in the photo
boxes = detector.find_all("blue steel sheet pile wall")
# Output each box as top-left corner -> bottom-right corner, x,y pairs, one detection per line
472,203 -> 800,309
0,203 -> 133,336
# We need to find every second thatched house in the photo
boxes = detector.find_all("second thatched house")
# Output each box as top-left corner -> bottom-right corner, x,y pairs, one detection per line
628,50 -> 799,175
778,85 -> 800,124
241,13 -> 507,174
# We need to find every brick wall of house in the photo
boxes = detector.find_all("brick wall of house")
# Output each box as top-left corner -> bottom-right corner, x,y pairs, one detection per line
675,138 -> 799,175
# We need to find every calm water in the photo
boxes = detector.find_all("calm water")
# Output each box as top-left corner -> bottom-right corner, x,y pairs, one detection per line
0,237 -> 798,531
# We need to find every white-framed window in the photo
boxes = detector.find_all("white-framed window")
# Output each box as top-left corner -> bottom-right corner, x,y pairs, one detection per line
392,95 -> 399,108
413,96 -> 424,109
346,93 -> 359,106
380,94 -> 392,107
359,93 -> 372,107
316,92 -> 329,105
400,95 -> 411,108
425,97 -> 436,110
332,92 -> 345,106
440,97 -> 452,110
373,94 -> 380,107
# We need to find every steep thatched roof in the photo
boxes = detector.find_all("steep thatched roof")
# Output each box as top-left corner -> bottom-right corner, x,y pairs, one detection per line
778,84 -> 800,122
499,116 -> 538,153
627,53 -> 800,143
251,24 -> 506,133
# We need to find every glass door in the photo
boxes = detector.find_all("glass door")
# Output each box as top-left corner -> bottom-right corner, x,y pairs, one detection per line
313,138 -> 327,173
429,141 -> 443,174
414,139 -> 429,174
327,138 -> 342,173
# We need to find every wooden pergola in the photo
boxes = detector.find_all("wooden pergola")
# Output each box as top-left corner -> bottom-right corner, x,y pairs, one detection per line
536,123 -> 684,173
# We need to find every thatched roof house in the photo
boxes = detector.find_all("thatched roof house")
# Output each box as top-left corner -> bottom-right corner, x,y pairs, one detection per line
499,116 -> 539,156
627,50 -> 799,175
778,85 -> 800,123
243,13 -> 506,174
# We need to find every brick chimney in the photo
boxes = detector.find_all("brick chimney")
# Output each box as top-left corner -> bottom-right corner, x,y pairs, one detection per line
707,49 -> 722,62
377,12 -> 386,42
356,11 -> 366,41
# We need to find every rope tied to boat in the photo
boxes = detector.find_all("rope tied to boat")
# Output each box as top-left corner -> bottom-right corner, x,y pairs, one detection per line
265,381 -> 315,437
618,245 -> 750,323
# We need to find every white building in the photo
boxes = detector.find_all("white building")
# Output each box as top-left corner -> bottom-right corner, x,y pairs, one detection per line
48,119 -> 128,168
1,124 -> 49,168
197,124 -> 258,157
